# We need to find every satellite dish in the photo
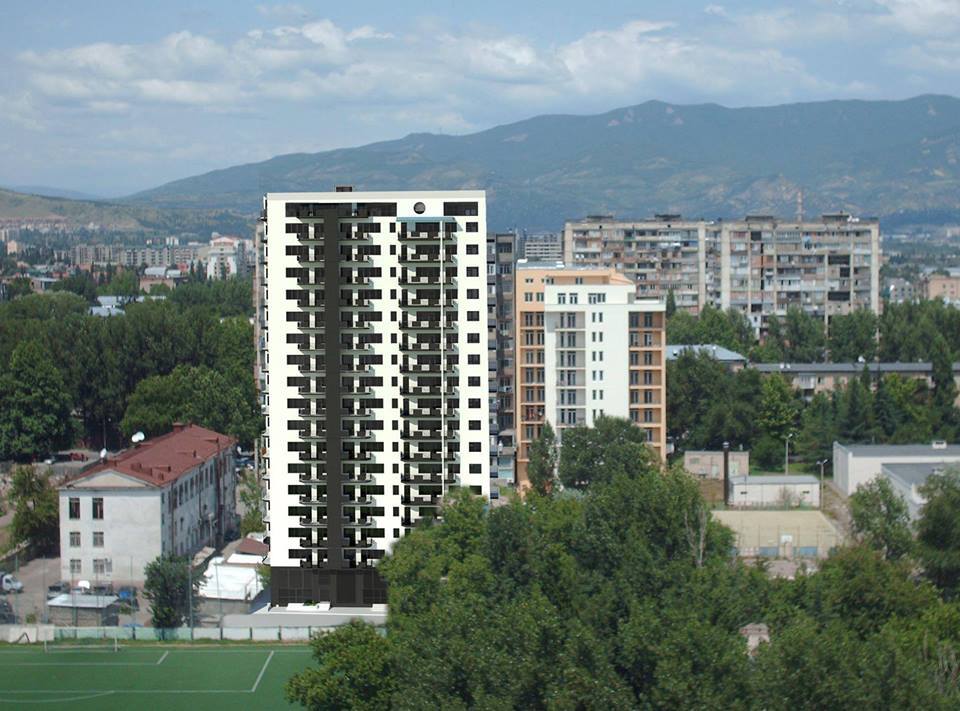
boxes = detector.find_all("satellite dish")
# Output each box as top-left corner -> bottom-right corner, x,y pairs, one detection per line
132,432 -> 145,443
99,448 -> 107,461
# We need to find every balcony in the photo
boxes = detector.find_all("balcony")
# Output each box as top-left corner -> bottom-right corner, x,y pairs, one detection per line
299,516 -> 327,527
402,494 -> 440,506
343,494 -> 374,507
343,517 -> 377,528
299,537 -> 327,548
400,341 -> 440,353
400,297 -> 440,308
298,495 -> 327,506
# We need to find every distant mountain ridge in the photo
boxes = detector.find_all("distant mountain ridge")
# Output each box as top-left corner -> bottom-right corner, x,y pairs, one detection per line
0,188 -> 251,236
99,95 -> 960,229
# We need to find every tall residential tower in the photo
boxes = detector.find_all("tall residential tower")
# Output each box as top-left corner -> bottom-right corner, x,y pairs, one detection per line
260,190 -> 490,606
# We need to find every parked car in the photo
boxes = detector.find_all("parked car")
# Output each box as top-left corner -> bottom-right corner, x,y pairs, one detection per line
118,586 -> 139,610
91,583 -> 114,596
47,582 -> 70,599
0,599 -> 15,624
0,572 -> 23,594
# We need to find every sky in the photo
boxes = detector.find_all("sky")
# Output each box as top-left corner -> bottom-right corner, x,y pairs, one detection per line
1,0 -> 959,197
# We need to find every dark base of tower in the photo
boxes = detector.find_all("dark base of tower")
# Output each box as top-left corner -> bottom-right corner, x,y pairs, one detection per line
270,567 -> 387,607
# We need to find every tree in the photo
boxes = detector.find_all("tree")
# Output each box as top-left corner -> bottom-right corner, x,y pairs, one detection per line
837,378 -> 873,443
930,335 -> 959,440
286,621 -> 395,711
795,392 -> 837,468
783,306 -> 826,362
6,466 -> 59,554
849,477 -> 914,560
143,554 -> 198,629
665,289 -> 677,318
121,365 -> 261,447
828,309 -> 878,362
0,340 -> 73,461
526,421 -> 557,496
558,416 -> 658,489
756,374 -> 800,443
239,469 -> 265,535
916,467 -> 960,599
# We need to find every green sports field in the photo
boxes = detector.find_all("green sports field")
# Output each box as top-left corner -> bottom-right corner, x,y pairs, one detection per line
0,644 -> 313,709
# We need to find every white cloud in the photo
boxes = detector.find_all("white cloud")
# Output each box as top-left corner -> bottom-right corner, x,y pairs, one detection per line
872,0 -> 960,36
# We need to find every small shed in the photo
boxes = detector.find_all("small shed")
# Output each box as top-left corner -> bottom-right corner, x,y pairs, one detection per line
47,594 -> 120,627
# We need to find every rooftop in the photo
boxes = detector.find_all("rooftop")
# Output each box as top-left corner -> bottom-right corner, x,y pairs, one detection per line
48,594 -> 119,609
882,462 -> 952,488
731,475 -> 819,485
836,442 -> 960,458
666,344 -> 747,363
64,424 -> 235,489
755,362 -> 960,374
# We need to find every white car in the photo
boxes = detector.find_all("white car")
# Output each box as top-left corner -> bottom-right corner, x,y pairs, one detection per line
0,573 -> 23,594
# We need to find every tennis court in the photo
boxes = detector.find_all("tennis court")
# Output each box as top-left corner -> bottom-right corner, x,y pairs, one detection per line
0,643 -> 314,709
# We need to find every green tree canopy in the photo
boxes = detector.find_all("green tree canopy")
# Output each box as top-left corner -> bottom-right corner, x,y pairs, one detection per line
0,340 -> 73,461
558,416 -> 659,489
917,467 -> 960,599
143,554 -> 199,629
849,477 -> 914,561
6,466 -> 59,554
526,420 -> 557,496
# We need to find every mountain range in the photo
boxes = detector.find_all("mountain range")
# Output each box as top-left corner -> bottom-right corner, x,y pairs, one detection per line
5,95 -> 960,232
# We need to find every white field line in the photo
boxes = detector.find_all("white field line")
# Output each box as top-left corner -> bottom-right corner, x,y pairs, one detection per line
156,651 -> 169,665
0,691 -> 116,704
250,651 -> 275,693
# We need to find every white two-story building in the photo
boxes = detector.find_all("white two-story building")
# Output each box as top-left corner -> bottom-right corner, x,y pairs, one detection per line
58,424 -> 237,584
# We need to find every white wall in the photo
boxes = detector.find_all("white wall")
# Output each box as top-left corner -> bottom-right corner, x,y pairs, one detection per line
833,443 -> 960,495
729,480 -> 820,507
59,488 -> 162,584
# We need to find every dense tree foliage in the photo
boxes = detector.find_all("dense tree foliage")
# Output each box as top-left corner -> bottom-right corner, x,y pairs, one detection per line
917,468 -> 960,600
557,415 -> 658,489
526,420 -> 557,496
849,477 -> 914,561
143,554 -> 199,629
6,466 -> 59,554
0,278 -> 258,450
0,340 -> 73,461
288,425 -> 960,709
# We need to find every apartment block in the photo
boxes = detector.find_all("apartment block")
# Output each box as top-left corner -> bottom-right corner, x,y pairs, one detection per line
564,215 -> 709,313
514,261 -> 666,488
716,214 -> 881,332
261,189 -> 490,606
922,274 -> 960,304
563,213 -> 881,333
487,232 -> 516,490
521,232 -> 563,261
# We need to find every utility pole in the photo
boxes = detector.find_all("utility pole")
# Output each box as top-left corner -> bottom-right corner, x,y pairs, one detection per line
785,433 -> 793,475
817,459 -> 827,509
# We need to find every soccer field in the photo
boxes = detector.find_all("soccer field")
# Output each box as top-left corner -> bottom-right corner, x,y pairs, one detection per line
0,644 -> 313,709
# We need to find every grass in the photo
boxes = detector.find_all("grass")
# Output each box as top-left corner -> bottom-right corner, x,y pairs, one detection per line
0,643 -> 314,709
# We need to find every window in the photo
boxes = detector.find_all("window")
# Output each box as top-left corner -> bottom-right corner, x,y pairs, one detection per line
558,293 -> 566,304
92,498 -> 104,520
467,288 -> 479,299
468,332 -> 480,343
469,420 -> 481,430
69,498 -> 80,520
69,531 -> 80,547
468,354 -> 480,364
93,559 -> 111,575
467,267 -> 479,277
644,313 -> 654,328
468,398 -> 481,408
93,531 -> 104,547
70,559 -> 82,575
469,442 -> 481,451
468,376 -> 481,386
466,244 -> 479,255
466,222 -> 478,232
467,311 -> 480,321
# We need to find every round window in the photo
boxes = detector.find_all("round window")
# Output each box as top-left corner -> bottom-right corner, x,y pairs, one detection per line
413,201 -> 426,214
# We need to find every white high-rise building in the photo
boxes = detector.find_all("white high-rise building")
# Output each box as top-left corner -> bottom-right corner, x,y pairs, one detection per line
260,189 -> 490,606
543,280 -> 665,442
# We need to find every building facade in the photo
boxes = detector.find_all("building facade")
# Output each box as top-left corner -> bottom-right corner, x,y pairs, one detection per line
58,424 -> 237,584
206,235 -> 248,279
564,215 -> 709,313
563,213 -> 881,333
922,274 -> 960,304
261,189 -> 490,606
521,232 -> 563,261
514,262 -> 665,488
487,231 -> 516,492
833,441 -> 960,496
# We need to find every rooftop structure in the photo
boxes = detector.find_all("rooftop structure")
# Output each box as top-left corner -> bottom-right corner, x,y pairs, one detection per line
833,441 -> 960,496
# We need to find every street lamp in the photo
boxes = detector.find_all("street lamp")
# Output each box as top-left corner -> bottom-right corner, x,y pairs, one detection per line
785,433 -> 794,475
816,459 -> 828,509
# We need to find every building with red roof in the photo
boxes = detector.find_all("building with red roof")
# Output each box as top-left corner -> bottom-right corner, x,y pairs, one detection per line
58,424 -> 238,584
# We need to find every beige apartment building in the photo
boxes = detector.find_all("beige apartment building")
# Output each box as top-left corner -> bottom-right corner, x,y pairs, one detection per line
514,261 -> 666,488
923,274 -> 960,303
564,213 -> 881,334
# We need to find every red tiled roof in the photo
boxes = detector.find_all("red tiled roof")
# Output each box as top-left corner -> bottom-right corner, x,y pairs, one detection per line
71,424 -> 236,488
236,537 -> 269,556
